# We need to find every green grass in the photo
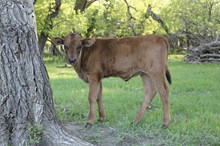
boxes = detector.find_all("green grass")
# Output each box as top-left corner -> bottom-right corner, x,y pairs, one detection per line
45,55 -> 220,145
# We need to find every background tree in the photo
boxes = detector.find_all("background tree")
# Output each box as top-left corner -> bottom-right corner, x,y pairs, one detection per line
34,0 -> 220,60
0,0 -> 93,145
35,0 -> 62,55
161,0 -> 220,62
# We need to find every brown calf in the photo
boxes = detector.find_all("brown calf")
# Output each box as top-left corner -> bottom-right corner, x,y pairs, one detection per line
52,33 -> 172,128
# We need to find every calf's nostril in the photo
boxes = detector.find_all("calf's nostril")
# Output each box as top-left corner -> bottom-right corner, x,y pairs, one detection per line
68,58 -> 76,64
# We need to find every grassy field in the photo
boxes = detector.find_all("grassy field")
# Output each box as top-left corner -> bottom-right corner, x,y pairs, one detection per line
45,55 -> 220,145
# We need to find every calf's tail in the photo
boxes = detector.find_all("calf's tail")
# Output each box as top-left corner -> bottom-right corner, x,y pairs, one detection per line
165,65 -> 172,85
163,37 -> 172,85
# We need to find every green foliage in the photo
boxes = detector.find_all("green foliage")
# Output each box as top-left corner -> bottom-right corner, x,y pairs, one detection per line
45,56 -> 220,145
162,0 -> 220,34
35,0 -> 55,34
27,123 -> 43,145
35,0 -> 172,37
35,0 -> 220,52
35,0 -> 220,37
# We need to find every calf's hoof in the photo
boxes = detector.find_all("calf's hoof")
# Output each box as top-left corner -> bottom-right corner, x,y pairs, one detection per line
85,122 -> 92,129
98,118 -> 104,123
130,121 -> 139,126
161,124 -> 169,129
130,122 -> 134,126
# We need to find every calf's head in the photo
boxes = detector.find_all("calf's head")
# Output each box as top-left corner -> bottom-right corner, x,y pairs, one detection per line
52,33 -> 95,65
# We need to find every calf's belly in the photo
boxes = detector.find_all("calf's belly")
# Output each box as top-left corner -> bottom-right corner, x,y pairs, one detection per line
103,68 -> 141,81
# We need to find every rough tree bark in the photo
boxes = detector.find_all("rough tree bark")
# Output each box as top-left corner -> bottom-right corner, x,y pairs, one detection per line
0,0 -> 93,146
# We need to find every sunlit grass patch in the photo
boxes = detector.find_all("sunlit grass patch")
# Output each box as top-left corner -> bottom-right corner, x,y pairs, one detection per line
45,55 -> 220,145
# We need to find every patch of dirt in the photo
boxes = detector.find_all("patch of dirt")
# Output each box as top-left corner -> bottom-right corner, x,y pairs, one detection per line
62,122 -> 159,146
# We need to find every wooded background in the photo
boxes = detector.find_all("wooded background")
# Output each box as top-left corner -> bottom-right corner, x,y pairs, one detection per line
1,1 -> 219,145
35,0 -> 220,63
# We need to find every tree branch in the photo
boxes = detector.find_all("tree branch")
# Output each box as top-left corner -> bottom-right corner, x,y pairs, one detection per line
123,0 -> 137,21
123,0 -> 138,36
145,4 -> 170,35
86,0 -> 98,9
185,41 -> 220,63
74,0 -> 98,13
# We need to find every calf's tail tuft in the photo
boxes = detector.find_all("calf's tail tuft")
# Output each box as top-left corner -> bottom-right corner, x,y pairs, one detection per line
165,66 -> 172,85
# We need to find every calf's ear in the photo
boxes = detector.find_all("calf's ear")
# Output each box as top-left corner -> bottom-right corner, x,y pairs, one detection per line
82,38 -> 95,47
51,37 -> 64,45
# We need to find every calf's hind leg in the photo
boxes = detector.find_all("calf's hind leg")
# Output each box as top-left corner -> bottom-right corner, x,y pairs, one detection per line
153,73 -> 170,127
134,74 -> 156,124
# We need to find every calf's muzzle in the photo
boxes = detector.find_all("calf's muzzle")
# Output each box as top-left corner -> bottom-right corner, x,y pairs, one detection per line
68,58 -> 77,64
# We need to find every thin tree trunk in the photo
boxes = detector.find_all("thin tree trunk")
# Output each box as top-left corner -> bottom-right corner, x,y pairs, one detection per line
74,0 -> 97,13
0,0 -> 93,145
38,33 -> 48,56
38,0 -> 61,55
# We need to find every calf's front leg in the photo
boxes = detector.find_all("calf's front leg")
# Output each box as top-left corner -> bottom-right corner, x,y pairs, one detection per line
85,75 -> 101,128
97,82 -> 105,122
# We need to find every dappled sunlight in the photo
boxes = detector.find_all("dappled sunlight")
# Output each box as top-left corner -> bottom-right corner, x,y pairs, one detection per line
168,54 -> 185,60
46,64 -> 78,80
48,72 -> 76,79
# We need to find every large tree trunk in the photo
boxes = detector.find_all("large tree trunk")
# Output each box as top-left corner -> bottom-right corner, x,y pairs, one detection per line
0,0 -> 92,146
